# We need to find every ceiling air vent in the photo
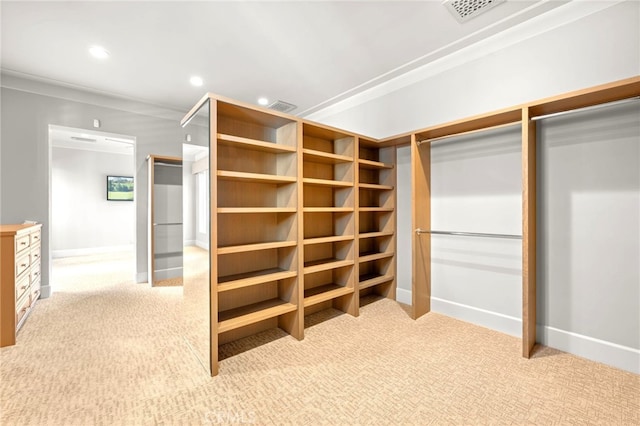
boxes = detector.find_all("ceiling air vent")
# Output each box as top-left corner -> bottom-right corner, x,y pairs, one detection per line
267,100 -> 297,113
443,0 -> 505,23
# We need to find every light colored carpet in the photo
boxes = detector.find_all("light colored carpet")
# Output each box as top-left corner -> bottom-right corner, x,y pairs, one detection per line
1,251 -> 638,425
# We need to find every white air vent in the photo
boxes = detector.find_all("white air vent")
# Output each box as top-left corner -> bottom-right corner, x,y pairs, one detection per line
443,0 -> 505,23
267,100 -> 297,113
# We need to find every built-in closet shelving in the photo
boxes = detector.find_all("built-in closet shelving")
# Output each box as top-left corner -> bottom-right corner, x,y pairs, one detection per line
214,101 -> 301,350
357,139 -> 397,304
301,123 -> 357,317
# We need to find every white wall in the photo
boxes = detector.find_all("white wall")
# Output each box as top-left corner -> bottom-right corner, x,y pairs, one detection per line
52,147 -> 134,256
309,1 -> 640,138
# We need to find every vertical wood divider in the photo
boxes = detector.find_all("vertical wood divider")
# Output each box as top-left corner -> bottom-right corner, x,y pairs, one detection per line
411,135 -> 431,319
353,138 -> 361,316
209,100 -> 219,375
522,107 -> 537,358
295,120 -> 305,339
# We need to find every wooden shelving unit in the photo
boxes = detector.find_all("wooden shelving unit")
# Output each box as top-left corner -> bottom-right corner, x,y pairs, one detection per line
301,122 -> 358,318
356,138 -> 397,309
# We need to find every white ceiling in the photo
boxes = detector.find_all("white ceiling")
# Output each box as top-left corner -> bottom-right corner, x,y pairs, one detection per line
1,1 -> 567,116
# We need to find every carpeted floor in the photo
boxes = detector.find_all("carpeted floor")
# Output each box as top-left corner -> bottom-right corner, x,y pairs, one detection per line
1,250 -> 638,425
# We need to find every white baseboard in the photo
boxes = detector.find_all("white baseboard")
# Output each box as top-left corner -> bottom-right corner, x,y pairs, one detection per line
395,287 -> 412,306
39,284 -> 52,299
52,245 -> 134,258
431,297 -> 522,337
537,325 -> 640,374
195,240 -> 209,250
184,239 -> 196,247
135,272 -> 148,284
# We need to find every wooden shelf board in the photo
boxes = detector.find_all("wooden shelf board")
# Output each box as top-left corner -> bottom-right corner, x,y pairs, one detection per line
303,235 -> 354,245
303,207 -> 353,213
359,183 -> 394,191
303,178 -> 353,188
218,299 -> 297,334
218,240 -> 297,255
358,158 -> 393,169
217,133 -> 296,153
304,258 -> 354,275
359,207 -> 394,212
359,251 -> 394,263
303,148 -> 353,164
359,231 -> 394,239
218,268 -> 297,292
359,274 -> 394,290
217,207 -> 296,214
217,170 -> 296,184
303,284 -> 354,308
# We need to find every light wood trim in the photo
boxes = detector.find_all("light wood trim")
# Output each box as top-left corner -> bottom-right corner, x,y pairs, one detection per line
217,240 -> 297,255
302,177 -> 353,188
209,100 -> 219,376
218,300 -> 297,334
359,230 -> 394,239
303,258 -> 354,275
359,274 -> 394,290
302,207 -> 353,213
415,108 -> 522,141
411,134 -> 431,319
303,235 -> 354,245
359,207 -> 394,212
529,75 -> 640,117
217,170 -> 296,184
303,284 -> 354,308
359,252 -> 394,263
359,183 -> 394,191
302,148 -> 353,164
181,93 -> 212,127
522,107 -> 537,358
217,207 -> 296,214
217,133 -> 296,153
294,120 -> 305,340
218,269 -> 297,293
358,158 -> 394,169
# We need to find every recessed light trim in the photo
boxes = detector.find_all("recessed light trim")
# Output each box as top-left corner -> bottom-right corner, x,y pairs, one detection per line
257,97 -> 269,106
190,76 -> 204,87
89,45 -> 110,59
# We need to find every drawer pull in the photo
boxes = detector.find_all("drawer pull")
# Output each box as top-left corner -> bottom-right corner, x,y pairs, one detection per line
20,241 -> 27,246
33,235 -> 39,240
33,272 -> 40,278
21,285 -> 28,290
20,263 -> 27,268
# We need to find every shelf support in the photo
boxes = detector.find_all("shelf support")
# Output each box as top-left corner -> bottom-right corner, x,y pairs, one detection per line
522,107 -> 537,358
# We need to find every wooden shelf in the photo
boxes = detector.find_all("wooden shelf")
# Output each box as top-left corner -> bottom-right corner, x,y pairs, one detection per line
217,170 -> 296,184
359,207 -> 394,212
359,251 -> 394,263
303,148 -> 353,164
217,207 -> 296,214
358,158 -> 393,169
303,235 -> 354,245
303,284 -> 354,308
303,178 -> 353,188
218,268 -> 297,292
218,240 -> 297,255
359,231 -> 394,239
303,207 -> 353,213
304,258 -> 354,275
359,274 -> 394,290
359,183 -> 394,191
218,299 -> 297,334
217,133 -> 296,153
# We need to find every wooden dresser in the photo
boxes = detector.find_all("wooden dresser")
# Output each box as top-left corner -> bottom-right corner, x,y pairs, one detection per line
1,223 -> 43,347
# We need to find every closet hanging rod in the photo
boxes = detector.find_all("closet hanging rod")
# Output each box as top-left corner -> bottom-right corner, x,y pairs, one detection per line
531,96 -> 639,121
153,222 -> 183,226
154,162 -> 182,167
415,228 -> 522,240
416,121 -> 520,146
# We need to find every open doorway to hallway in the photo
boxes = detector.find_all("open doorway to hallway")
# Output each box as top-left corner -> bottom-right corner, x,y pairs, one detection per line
49,125 -> 136,293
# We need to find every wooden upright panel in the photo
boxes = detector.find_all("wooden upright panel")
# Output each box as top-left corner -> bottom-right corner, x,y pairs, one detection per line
522,107 -> 537,358
209,100 -> 219,376
411,135 -> 431,319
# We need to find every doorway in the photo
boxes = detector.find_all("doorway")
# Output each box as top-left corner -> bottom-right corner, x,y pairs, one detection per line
49,125 -> 136,292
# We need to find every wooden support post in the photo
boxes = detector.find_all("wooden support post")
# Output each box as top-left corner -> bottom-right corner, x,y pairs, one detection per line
411,135 -> 431,319
522,107 -> 537,358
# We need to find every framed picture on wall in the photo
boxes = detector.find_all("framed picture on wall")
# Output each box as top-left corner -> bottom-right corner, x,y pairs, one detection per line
107,175 -> 134,201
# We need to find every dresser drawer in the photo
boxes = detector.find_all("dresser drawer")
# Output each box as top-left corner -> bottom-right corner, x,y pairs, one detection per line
30,244 -> 41,266
15,252 -> 31,279
16,292 -> 30,328
15,272 -> 30,302
30,279 -> 41,306
15,234 -> 30,254
30,229 -> 41,246
30,262 -> 41,284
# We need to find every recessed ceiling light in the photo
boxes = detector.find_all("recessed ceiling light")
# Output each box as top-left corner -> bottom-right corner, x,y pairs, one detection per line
89,45 -> 110,59
190,76 -> 204,87
257,97 -> 269,106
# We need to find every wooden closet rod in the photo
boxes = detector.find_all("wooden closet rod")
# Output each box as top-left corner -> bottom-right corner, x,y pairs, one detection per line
415,228 -> 522,240
531,96 -> 639,121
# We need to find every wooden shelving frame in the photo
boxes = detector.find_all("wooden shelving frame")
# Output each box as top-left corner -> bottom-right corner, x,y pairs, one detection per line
180,76 -> 639,376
